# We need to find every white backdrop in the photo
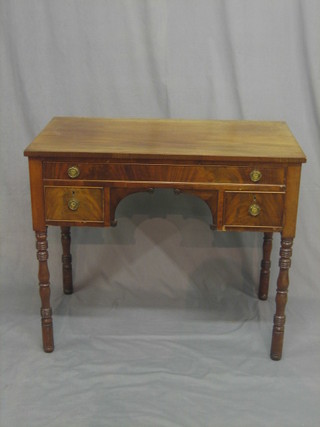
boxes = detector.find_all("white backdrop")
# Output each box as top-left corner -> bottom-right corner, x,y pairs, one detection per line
1,1 -> 319,426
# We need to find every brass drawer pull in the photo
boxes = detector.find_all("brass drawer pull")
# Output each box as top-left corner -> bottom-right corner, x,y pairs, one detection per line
68,166 -> 80,179
68,198 -> 79,211
250,169 -> 262,182
248,202 -> 261,217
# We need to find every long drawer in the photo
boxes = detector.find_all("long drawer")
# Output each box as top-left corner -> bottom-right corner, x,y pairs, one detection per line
43,162 -> 286,185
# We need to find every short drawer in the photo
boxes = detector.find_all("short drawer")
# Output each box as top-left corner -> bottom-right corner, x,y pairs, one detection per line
45,186 -> 104,222
224,191 -> 284,227
44,162 -> 285,185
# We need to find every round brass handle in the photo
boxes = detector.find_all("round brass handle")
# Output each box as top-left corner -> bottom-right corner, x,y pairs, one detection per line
250,170 -> 262,182
68,198 -> 79,211
68,166 -> 80,179
248,203 -> 261,217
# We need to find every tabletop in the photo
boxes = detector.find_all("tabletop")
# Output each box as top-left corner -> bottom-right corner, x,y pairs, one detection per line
24,117 -> 306,163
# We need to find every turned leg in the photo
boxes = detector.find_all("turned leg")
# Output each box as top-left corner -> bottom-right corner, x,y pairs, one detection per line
270,237 -> 293,360
61,226 -> 73,294
259,232 -> 273,300
36,229 -> 54,353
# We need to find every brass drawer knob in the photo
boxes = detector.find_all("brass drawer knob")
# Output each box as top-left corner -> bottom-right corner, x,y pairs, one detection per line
68,166 -> 80,179
248,203 -> 261,217
68,198 -> 79,211
250,169 -> 262,182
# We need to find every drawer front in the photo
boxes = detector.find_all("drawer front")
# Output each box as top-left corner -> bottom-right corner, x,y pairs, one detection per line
224,192 -> 284,227
45,186 -> 104,222
44,162 -> 285,185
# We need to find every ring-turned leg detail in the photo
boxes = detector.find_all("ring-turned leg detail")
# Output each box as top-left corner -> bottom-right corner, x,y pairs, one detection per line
36,228 -> 54,353
270,237 -> 293,361
61,226 -> 73,294
259,232 -> 273,300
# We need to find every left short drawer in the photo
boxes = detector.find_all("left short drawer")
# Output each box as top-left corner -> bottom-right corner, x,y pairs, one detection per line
44,186 -> 104,223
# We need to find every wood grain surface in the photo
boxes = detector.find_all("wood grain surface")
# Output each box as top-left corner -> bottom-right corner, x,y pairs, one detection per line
24,117 -> 306,163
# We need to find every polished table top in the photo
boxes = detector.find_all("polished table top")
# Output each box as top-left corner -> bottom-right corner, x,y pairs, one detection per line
24,117 -> 306,163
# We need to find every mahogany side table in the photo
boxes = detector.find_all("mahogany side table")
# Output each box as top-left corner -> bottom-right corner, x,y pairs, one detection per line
24,117 -> 306,360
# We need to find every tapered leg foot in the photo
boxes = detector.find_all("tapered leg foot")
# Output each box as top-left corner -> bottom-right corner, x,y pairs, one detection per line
270,237 -> 293,361
61,226 -> 73,295
259,232 -> 273,300
36,229 -> 54,352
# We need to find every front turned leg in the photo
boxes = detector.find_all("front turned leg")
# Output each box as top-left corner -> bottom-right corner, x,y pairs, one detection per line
61,226 -> 73,294
36,229 -> 54,352
259,232 -> 273,300
270,237 -> 293,360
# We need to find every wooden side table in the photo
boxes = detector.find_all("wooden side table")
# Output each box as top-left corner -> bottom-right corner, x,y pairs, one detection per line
24,117 -> 306,359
